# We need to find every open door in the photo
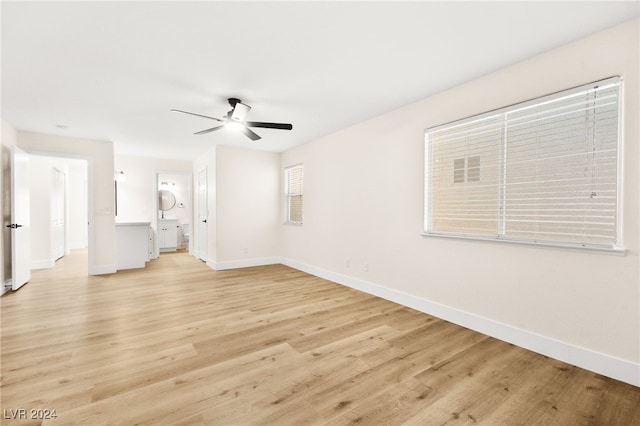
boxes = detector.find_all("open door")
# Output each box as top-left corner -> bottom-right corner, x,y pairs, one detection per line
9,146 -> 30,290
52,168 -> 66,261
197,168 -> 207,262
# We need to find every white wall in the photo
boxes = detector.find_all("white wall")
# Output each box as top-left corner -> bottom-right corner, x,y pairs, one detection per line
280,19 -> 639,385
1,120 -> 18,292
18,131 -> 116,274
114,154 -> 192,224
68,160 -> 88,250
215,146 -> 280,266
192,145 -> 280,269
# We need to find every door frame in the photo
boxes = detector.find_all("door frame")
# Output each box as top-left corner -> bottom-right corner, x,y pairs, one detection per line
19,150 -> 94,274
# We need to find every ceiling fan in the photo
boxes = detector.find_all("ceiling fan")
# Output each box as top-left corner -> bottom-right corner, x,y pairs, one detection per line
171,98 -> 293,141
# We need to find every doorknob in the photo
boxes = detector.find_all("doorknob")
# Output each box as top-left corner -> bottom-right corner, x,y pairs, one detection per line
202,219 -> 207,223
6,224 -> 23,228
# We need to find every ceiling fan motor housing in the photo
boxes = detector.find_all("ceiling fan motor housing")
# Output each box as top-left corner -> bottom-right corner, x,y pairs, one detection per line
229,99 -> 251,122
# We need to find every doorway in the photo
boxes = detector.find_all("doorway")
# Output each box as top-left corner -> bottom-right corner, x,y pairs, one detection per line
154,171 -> 192,258
3,149 -> 91,294
29,155 -> 88,273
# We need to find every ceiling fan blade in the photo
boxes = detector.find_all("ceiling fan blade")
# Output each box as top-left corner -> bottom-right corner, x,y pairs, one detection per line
194,125 -> 225,135
241,127 -> 262,141
171,109 -> 223,122
245,121 -> 293,130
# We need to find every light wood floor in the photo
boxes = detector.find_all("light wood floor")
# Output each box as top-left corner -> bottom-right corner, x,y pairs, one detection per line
1,250 -> 639,426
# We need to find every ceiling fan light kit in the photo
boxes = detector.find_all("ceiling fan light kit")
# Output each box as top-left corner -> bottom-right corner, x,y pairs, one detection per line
172,98 -> 293,141
225,121 -> 245,132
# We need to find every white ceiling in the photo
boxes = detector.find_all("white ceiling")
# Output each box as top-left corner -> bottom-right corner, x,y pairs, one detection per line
2,1 -> 638,161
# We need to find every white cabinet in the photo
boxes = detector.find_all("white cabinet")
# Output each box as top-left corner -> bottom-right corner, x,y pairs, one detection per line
116,222 -> 151,270
158,219 -> 178,252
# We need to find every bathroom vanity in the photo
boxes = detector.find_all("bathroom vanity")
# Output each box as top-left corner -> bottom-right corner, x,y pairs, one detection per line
158,219 -> 179,252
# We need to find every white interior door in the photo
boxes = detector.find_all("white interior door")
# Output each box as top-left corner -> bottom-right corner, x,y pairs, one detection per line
197,168 -> 207,262
10,146 -> 30,290
52,168 -> 65,260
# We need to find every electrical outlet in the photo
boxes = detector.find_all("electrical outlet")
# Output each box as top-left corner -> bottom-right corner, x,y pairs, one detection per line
94,207 -> 111,216
243,247 -> 248,255
345,259 -> 350,268
364,263 -> 369,272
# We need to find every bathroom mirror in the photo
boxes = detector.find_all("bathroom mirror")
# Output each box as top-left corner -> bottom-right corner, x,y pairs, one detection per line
158,189 -> 176,217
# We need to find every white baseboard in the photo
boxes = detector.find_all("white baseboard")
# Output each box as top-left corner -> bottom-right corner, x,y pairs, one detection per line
191,249 -> 200,260
31,259 -> 55,270
89,264 -> 117,275
1,279 -> 11,295
208,256 -> 280,271
280,257 -> 640,388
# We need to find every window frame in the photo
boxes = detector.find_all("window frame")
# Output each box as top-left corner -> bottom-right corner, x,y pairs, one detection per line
423,76 -> 624,254
284,163 -> 304,225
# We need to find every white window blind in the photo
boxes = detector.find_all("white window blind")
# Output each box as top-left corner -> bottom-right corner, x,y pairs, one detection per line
425,77 -> 621,250
285,164 -> 303,224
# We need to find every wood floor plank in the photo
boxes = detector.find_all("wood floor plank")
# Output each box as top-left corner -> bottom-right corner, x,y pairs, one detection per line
1,249 -> 638,425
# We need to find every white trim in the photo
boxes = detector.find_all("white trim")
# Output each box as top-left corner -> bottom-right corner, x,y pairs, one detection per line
86,157 -> 96,275
30,259 -> 55,269
616,77 -> 625,249
1,280 -> 12,295
89,263 -> 117,275
421,232 -> 626,256
280,257 -> 640,387
208,256 -> 281,271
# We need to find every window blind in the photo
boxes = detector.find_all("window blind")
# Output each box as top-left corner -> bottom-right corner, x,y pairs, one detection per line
285,164 -> 303,223
425,77 -> 621,250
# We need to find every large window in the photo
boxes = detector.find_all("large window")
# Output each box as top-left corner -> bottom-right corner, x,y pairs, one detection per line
285,164 -> 303,224
424,77 -> 621,251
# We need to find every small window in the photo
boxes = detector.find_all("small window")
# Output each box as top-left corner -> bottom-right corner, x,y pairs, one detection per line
285,164 -> 303,224
453,156 -> 480,183
467,156 -> 480,182
425,77 -> 621,251
453,158 -> 465,183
